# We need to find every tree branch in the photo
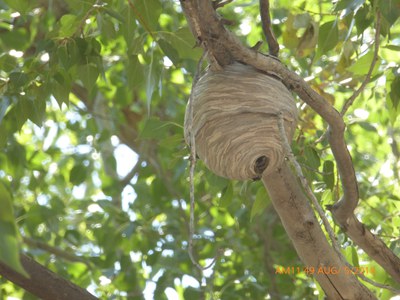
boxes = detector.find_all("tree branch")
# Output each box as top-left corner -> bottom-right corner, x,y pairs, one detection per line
262,164 -> 376,299
259,0 -> 279,56
0,254 -> 99,300
212,0 -> 233,9
23,237 -> 90,266
336,214 -> 400,283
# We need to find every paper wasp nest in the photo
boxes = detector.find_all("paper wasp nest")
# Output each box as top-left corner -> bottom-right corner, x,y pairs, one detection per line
184,63 -> 298,180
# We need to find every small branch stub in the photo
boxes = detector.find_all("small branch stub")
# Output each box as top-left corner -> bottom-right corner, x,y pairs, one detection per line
184,62 -> 298,180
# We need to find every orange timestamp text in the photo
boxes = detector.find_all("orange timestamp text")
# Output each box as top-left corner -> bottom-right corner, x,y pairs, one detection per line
275,265 -> 376,275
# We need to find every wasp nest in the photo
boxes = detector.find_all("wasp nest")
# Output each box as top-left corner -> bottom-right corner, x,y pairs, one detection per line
184,62 -> 298,180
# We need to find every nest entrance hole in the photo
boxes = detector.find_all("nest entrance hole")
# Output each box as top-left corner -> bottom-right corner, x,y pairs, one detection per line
253,155 -> 270,180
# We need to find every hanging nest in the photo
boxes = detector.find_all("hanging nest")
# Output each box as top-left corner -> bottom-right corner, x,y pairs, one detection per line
184,62 -> 298,180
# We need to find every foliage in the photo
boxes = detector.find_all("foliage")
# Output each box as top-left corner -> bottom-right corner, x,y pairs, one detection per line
0,0 -> 399,299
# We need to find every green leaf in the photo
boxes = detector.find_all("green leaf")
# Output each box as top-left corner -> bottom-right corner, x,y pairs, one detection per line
304,146 -> 320,169
384,45 -> 400,51
8,96 -> 46,128
322,160 -> 334,190
316,20 -> 338,60
59,14 -> 80,37
358,122 -> 377,132
127,56 -> 144,90
3,0 -> 32,13
0,183 -> 14,222
57,44 -> 73,69
69,164 -> 88,185
0,182 -> 28,277
321,189 -> 333,204
0,54 -> 18,72
293,13 -> 311,29
64,229 -> 82,245
104,8 -> 124,22
131,0 -> 162,32
158,38 -> 180,65
250,187 -> 269,221
386,68 -> 400,122
78,63 -> 99,91
388,194 -> 400,201
347,51 -> 381,75
389,76 -> 400,110
183,287 -> 202,300
139,117 -> 172,139
9,72 -> 29,89
0,221 -> 29,277
219,182 -> 233,207
160,28 -> 203,60
29,98 -> 46,127
0,28 -> 30,50
351,246 -> 360,267
355,6 -> 373,35
52,82 -> 70,107
122,9 -> 137,49
52,72 -> 71,107
334,0 -> 365,13
13,99 -> 30,131
379,0 -> 400,26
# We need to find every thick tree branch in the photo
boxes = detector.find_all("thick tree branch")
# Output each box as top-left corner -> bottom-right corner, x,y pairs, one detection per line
262,164 -> 376,299
0,254 -> 98,300
259,0 -> 279,56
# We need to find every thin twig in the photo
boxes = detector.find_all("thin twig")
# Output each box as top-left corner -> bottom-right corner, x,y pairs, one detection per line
277,113 -> 342,255
187,51 -> 219,272
341,12 -> 381,115
23,237 -> 91,267
357,271 -> 400,294
212,0 -> 233,9
259,0 -> 279,57
316,11 -> 381,145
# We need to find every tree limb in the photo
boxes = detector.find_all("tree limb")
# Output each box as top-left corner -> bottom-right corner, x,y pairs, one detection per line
23,237 -> 90,266
259,0 -> 279,56
335,214 -> 400,283
0,254 -> 99,300
262,164 -> 376,299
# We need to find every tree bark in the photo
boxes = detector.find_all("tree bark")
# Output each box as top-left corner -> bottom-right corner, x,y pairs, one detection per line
263,163 -> 376,299
0,254 -> 99,300
336,215 -> 400,283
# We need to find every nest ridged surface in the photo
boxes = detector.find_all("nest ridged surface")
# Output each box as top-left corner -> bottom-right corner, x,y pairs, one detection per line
185,62 -> 298,180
